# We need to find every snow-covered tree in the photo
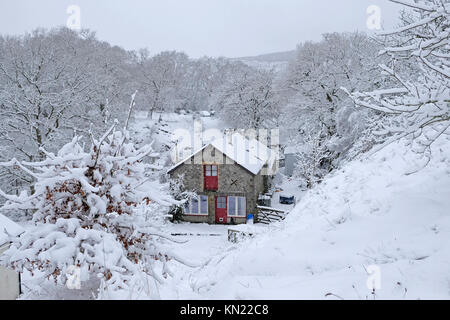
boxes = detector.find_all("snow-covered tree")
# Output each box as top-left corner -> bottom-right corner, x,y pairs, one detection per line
277,32 -> 387,171
135,50 -> 191,118
0,98 -> 186,297
292,130 -> 331,189
281,33 -> 382,139
182,57 -> 237,112
0,28 -> 133,197
278,32 -> 386,183
215,68 -> 279,130
344,0 -> 450,155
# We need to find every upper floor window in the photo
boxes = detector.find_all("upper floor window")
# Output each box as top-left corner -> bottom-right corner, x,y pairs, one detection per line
204,165 -> 218,190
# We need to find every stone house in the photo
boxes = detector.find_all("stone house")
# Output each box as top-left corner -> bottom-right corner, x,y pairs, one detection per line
168,133 -> 278,225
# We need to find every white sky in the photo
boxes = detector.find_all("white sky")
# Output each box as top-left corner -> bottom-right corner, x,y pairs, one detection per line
0,0 -> 402,58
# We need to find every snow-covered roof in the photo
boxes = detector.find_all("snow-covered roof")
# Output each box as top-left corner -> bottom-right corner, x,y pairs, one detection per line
168,133 -> 278,175
0,214 -> 25,246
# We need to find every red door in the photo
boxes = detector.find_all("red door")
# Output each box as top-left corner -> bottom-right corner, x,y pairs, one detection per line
204,165 -> 218,191
215,196 -> 227,224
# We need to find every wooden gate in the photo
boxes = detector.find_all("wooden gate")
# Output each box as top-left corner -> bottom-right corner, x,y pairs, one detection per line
256,206 -> 287,224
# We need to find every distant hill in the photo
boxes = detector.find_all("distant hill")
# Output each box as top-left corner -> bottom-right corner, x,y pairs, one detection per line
236,50 -> 297,63
232,50 -> 297,72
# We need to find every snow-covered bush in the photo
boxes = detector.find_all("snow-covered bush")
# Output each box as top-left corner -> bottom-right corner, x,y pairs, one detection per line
0,119 -> 183,298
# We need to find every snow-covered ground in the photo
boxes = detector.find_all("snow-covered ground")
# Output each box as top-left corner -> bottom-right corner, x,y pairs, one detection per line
270,176 -> 305,212
157,223 -> 230,299
7,113 -> 450,300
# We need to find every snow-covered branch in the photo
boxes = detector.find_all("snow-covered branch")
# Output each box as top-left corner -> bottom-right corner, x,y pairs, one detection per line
345,0 -> 450,149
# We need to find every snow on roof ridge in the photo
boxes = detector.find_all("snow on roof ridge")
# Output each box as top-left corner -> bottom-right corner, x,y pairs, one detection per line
0,213 -> 25,246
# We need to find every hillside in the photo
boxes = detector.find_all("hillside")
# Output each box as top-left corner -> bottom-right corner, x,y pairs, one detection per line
177,136 -> 450,300
236,50 -> 297,63
233,50 -> 296,71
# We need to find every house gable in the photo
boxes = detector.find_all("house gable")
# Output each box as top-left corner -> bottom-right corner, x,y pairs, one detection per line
169,145 -> 256,193
168,144 -> 259,177
168,133 -> 277,176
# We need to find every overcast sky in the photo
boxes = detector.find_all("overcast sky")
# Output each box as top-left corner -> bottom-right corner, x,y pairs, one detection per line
0,0 -> 402,58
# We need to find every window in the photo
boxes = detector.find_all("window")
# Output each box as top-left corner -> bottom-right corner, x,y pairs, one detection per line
237,197 -> 246,216
227,196 -> 246,217
191,197 -> 199,214
217,196 -> 226,209
205,165 -> 211,177
200,195 -> 208,214
204,165 -> 218,190
204,165 -> 218,177
184,195 -> 209,215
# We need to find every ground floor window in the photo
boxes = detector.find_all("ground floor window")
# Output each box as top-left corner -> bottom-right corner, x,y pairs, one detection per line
227,196 -> 246,217
184,195 -> 209,215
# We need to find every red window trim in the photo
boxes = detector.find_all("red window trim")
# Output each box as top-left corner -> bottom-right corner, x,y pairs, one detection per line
204,164 -> 219,191
204,165 -> 218,175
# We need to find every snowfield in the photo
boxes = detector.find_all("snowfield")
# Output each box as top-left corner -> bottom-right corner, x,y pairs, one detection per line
0,0 -> 448,301
159,135 -> 450,300
9,113 -> 450,301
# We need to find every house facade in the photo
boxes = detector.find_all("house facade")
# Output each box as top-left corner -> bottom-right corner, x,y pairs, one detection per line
168,134 -> 277,225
